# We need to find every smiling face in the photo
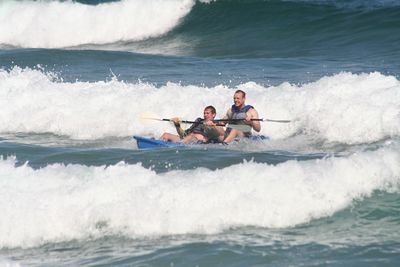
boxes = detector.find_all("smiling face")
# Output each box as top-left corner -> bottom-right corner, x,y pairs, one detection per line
233,92 -> 245,108
203,107 -> 216,120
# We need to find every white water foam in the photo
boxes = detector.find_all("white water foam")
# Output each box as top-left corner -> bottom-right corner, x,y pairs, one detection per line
0,67 -> 399,144
0,0 -> 194,48
0,146 -> 399,248
0,259 -> 21,267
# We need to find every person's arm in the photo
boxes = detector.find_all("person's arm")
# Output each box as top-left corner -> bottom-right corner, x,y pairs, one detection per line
171,117 -> 187,138
183,117 -> 202,136
219,109 -> 231,126
246,109 -> 261,132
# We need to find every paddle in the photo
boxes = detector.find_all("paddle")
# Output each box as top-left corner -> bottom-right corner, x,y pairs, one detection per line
142,117 -> 291,124
141,117 -> 198,124
213,118 -> 291,123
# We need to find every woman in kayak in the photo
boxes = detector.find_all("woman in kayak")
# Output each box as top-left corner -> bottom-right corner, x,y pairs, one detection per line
160,106 -> 225,143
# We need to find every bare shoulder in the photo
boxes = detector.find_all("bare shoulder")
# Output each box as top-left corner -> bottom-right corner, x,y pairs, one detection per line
225,108 -> 232,118
248,107 -> 259,118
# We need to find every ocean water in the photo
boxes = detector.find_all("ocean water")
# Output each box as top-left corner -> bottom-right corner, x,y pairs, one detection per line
0,0 -> 400,266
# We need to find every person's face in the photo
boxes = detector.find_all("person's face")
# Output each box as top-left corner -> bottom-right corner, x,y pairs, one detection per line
233,92 -> 245,107
203,109 -> 216,120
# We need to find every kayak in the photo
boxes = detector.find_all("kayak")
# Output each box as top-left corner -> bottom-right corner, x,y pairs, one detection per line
133,135 -> 269,149
133,136 -> 184,149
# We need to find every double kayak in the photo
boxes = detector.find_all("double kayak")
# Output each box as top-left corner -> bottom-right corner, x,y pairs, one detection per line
133,135 -> 269,149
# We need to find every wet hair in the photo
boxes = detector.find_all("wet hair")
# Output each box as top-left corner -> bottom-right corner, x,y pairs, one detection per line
234,89 -> 246,98
204,105 -> 216,114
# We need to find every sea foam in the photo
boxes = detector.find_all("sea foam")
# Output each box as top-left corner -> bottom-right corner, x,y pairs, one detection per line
0,67 -> 399,144
0,146 -> 399,248
0,258 -> 21,267
0,0 -> 194,48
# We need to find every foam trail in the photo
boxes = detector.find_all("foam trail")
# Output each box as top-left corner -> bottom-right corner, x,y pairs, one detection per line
0,146 -> 399,248
0,67 -> 399,144
0,0 -> 194,48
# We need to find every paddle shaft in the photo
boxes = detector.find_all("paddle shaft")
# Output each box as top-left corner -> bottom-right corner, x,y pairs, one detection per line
145,117 -> 290,124
213,118 -> 291,123
160,118 -> 198,124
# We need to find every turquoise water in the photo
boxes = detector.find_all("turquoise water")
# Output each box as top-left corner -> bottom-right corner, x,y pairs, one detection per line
0,0 -> 400,266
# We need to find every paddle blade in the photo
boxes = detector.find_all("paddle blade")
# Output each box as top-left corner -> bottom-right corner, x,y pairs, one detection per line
264,119 -> 291,123
139,112 -> 163,124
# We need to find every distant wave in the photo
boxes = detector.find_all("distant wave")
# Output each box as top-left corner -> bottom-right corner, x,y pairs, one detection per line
0,67 -> 399,144
1,146 -> 399,248
0,0 -> 194,48
1,0 -> 399,58
160,0 -> 400,57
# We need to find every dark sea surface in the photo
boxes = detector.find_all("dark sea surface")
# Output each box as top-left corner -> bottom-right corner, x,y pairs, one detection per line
0,0 -> 400,266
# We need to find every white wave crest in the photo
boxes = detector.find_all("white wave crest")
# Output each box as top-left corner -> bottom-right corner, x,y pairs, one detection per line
0,146 -> 399,248
0,67 -> 399,144
0,0 -> 194,48
0,258 -> 21,267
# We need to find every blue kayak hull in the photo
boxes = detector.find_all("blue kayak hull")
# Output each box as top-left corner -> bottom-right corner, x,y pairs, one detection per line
133,135 -> 269,149
133,136 -> 183,149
